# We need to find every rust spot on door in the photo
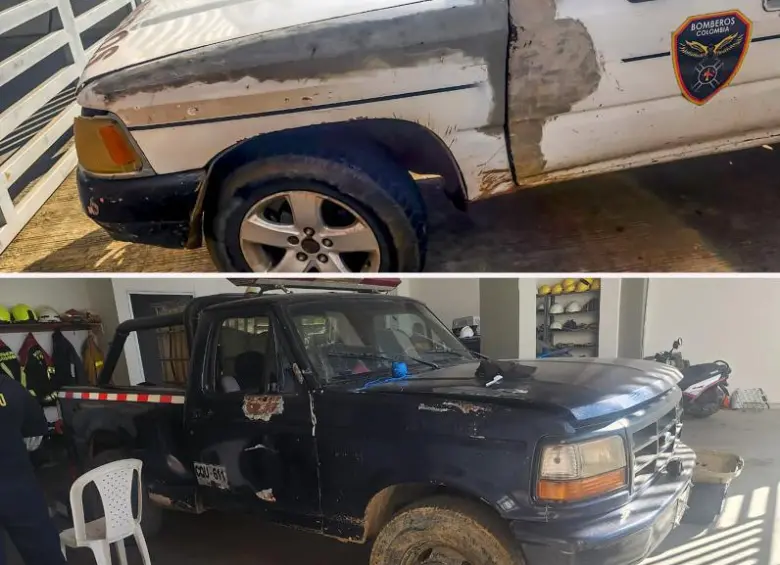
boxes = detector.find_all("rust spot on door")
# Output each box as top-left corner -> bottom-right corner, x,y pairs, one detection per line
256,488 -> 276,503
242,395 -> 284,421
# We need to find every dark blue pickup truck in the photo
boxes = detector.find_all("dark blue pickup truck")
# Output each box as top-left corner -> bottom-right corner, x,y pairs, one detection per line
58,290 -> 693,565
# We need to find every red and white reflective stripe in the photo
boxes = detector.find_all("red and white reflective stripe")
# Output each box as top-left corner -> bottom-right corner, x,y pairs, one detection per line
57,391 -> 185,404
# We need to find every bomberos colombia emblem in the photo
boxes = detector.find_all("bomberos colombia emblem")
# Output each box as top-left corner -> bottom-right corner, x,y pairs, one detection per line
672,10 -> 752,105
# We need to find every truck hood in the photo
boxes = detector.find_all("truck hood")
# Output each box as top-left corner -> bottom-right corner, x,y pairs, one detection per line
349,358 -> 682,422
80,0 -> 430,83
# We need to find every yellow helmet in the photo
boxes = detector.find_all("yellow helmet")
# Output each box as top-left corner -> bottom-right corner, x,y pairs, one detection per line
592,279 -> 601,291
0,306 -> 9,324
562,278 -> 577,288
11,304 -> 36,323
538,285 -> 552,296
576,281 -> 590,292
551,284 -> 564,295
563,284 -> 576,294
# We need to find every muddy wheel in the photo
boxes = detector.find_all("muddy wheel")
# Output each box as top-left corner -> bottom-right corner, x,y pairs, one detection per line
206,140 -> 427,273
370,496 -> 524,565
85,449 -> 163,538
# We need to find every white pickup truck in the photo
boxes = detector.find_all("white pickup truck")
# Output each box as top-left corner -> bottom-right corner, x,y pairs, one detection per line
73,0 -> 780,272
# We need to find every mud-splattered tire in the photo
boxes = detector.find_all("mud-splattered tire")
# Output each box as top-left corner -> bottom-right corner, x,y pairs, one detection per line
205,139 -> 427,273
370,496 -> 524,565
85,449 -> 163,538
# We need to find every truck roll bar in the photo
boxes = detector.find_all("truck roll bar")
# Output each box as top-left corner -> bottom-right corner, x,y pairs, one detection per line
98,312 -> 185,386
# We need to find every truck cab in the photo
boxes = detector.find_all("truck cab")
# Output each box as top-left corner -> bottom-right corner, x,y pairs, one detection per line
58,282 -> 694,565
72,0 -> 780,273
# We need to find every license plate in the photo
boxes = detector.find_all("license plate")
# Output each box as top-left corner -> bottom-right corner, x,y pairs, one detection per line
193,462 -> 229,490
674,485 -> 691,525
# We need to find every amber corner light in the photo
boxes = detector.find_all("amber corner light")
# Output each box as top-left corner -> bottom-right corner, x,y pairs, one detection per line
537,468 -> 626,503
74,117 -> 142,174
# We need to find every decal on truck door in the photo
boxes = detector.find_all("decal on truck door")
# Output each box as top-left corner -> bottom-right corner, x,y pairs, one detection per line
672,11 -> 752,105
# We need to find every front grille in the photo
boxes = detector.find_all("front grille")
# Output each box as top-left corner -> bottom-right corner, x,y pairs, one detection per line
631,403 -> 683,488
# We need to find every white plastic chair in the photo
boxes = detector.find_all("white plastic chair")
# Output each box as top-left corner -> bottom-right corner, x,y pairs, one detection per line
60,458 -> 151,565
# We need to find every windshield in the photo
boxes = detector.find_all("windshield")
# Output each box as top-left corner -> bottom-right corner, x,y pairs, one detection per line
286,298 -> 474,384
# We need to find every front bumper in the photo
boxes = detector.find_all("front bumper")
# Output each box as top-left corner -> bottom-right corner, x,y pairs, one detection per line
513,443 -> 695,565
77,167 -> 203,249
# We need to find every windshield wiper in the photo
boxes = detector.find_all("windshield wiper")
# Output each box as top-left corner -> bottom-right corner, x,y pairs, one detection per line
326,351 -> 440,370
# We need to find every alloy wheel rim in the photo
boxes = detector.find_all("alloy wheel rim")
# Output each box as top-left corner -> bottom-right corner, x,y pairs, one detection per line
239,190 -> 381,273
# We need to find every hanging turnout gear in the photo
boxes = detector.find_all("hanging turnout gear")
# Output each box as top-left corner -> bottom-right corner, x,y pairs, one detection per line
18,333 -> 57,406
82,331 -> 105,386
52,330 -> 86,388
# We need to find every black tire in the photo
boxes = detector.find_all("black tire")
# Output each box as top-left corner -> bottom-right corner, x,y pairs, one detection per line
685,387 -> 725,418
85,449 -> 164,538
370,495 -> 524,565
205,138 -> 427,273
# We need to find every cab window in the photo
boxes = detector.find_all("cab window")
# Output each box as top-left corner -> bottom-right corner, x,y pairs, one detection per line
214,315 -> 295,395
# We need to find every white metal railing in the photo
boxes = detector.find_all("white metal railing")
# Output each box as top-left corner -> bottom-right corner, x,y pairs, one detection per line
0,0 -> 135,251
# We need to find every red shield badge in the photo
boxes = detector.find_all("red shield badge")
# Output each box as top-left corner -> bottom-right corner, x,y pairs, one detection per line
672,10 -> 752,105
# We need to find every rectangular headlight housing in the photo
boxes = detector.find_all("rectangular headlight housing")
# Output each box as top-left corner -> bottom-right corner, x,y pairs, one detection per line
537,436 -> 627,503
74,116 -> 142,174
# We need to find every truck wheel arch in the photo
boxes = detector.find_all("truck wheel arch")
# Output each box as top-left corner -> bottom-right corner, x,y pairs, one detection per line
362,482 -> 499,542
195,119 -> 468,245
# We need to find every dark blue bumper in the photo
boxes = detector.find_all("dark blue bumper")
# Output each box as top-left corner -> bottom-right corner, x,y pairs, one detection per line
77,167 -> 204,249
513,444 -> 694,565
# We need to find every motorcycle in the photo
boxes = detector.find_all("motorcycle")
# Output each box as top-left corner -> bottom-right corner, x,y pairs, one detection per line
646,338 -> 731,418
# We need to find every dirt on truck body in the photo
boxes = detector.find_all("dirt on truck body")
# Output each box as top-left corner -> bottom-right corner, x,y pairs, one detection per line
57,286 -> 694,565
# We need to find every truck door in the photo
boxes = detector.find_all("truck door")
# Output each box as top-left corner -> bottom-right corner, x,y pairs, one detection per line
507,0 -> 780,181
186,308 -> 320,530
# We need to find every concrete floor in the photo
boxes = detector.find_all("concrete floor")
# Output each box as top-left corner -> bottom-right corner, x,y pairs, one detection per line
3,410 -> 777,565
4,143 -> 780,272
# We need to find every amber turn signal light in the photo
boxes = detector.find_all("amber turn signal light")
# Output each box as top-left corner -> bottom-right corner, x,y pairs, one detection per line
74,116 -> 142,174
537,468 -> 626,503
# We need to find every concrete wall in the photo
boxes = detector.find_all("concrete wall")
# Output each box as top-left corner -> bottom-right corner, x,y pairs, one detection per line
617,278 -> 648,358
407,278 -> 479,328
643,278 -> 780,401
479,279 -> 519,359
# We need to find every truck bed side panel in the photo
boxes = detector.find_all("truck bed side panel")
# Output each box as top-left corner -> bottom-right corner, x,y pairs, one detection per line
58,387 -> 192,487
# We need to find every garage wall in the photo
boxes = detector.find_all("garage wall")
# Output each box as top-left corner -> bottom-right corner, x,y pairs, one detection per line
408,278 -> 480,329
644,278 -> 780,401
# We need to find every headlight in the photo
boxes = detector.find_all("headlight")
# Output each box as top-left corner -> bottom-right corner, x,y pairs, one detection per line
74,116 -> 142,174
537,436 -> 627,503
